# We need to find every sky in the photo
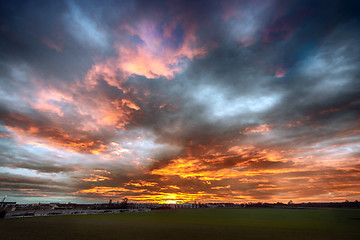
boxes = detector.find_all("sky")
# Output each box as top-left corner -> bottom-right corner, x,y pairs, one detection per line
0,0 -> 360,204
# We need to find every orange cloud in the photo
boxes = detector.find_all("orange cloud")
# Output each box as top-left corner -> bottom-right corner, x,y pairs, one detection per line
149,151 -> 294,182
86,19 -> 211,88
81,169 -> 111,182
81,175 -> 110,182
4,123 -> 107,154
126,180 -> 158,187
121,99 -> 140,111
71,160 -> 360,203
75,186 -> 146,197
75,187 -> 129,195
129,192 -> 218,204
242,124 -> 272,134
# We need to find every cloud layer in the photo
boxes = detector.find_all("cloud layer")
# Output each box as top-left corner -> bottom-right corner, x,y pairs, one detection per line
1,0 -> 360,203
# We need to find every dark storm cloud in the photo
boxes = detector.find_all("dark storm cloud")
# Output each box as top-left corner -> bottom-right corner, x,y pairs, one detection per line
0,172 -> 76,200
0,142 -> 78,174
0,1 -> 96,84
162,1 -> 360,155
0,157 -> 76,174
0,174 -> 70,191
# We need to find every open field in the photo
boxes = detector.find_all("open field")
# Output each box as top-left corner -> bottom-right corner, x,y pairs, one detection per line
1,208 -> 360,240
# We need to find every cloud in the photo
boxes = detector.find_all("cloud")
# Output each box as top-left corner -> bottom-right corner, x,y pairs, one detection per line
0,0 -> 360,203
65,1 -> 109,50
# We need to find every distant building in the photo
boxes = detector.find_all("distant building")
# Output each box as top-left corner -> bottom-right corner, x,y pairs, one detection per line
0,202 -> 16,208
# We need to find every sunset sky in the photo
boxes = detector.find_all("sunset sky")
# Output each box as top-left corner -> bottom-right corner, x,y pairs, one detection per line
1,0 -> 360,204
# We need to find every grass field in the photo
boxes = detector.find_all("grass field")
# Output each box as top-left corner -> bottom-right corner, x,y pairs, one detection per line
1,208 -> 360,240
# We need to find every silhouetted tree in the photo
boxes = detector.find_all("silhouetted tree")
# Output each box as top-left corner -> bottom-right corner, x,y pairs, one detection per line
120,197 -> 128,209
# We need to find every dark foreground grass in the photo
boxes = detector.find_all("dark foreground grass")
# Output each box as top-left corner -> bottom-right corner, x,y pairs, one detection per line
1,208 -> 360,240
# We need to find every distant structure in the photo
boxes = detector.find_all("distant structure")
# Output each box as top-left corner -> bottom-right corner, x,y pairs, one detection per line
1,194 -> 6,204
0,195 -> 15,208
2,197 -> 360,219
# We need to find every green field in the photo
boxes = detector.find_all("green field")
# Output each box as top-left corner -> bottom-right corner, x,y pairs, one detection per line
1,208 -> 360,240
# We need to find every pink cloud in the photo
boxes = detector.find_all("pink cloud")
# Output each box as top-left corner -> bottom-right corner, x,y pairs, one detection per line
242,124 -> 272,134
270,66 -> 287,78
41,37 -> 63,52
86,19 -> 212,87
